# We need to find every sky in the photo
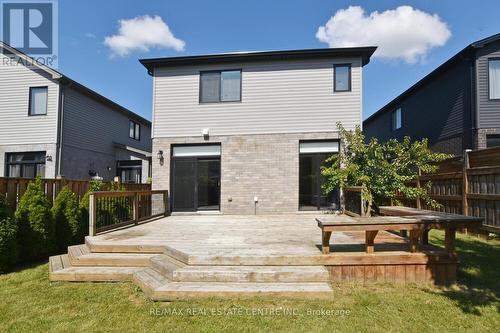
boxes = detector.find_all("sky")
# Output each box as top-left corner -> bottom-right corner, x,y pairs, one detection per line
53,0 -> 500,121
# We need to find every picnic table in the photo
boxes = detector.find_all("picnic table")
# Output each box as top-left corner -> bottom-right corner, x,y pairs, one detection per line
317,208 -> 483,254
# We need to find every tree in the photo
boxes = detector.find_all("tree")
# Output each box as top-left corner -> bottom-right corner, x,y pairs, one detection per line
15,177 -> 55,261
52,186 -> 80,252
321,123 -> 452,216
0,194 -> 17,272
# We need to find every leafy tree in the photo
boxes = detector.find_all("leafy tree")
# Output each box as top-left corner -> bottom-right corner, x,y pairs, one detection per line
321,123 -> 452,216
15,177 -> 55,261
52,186 -> 80,252
0,194 -> 17,272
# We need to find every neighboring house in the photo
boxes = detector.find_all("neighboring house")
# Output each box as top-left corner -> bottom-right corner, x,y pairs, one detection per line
0,42 -> 151,183
140,47 -> 376,214
363,33 -> 500,156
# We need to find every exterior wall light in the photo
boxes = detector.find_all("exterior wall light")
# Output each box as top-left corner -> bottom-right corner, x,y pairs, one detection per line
157,150 -> 164,166
45,155 -> 53,161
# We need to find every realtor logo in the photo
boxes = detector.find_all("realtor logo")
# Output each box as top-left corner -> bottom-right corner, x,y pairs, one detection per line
1,0 -> 58,66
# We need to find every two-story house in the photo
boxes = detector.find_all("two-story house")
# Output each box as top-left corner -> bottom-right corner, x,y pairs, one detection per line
140,47 -> 376,214
363,33 -> 500,156
0,42 -> 151,182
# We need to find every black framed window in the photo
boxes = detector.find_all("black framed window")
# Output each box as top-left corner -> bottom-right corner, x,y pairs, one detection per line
117,160 -> 142,183
487,134 -> 500,148
29,86 -> 48,115
5,151 -> 46,178
489,59 -> 500,99
200,70 -> 241,103
392,108 -> 402,130
334,64 -> 351,92
129,120 -> 140,140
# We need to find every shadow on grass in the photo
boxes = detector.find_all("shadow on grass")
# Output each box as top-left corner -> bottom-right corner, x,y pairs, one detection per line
1,259 -> 48,275
428,232 -> 500,315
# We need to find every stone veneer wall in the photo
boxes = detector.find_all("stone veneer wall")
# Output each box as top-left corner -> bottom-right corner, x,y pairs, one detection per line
475,128 -> 500,150
152,132 -> 340,214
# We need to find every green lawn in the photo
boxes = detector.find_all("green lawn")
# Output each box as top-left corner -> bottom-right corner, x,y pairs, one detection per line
1,231 -> 499,333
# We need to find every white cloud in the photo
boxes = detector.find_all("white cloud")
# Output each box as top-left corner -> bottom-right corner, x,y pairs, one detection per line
84,32 -> 96,39
104,15 -> 185,57
316,6 -> 451,63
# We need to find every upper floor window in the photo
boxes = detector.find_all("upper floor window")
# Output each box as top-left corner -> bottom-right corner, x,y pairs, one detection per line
489,59 -> 500,99
392,108 -> 402,130
334,64 -> 351,92
200,70 -> 241,103
129,120 -> 140,140
29,87 -> 48,116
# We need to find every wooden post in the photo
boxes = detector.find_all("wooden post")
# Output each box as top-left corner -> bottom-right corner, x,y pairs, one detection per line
163,190 -> 169,216
133,192 -> 139,225
322,230 -> 332,254
444,227 -> 457,254
416,168 -> 422,209
365,230 -> 378,253
88,193 -> 96,236
462,150 -> 470,216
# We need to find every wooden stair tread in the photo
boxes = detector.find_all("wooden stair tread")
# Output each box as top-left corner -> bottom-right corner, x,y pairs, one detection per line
173,265 -> 330,282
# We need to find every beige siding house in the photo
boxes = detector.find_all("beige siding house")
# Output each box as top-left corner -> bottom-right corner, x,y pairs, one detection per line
141,47 -> 376,214
0,42 -> 151,182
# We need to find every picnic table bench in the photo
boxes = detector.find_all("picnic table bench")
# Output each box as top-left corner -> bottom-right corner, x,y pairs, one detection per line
317,208 -> 482,254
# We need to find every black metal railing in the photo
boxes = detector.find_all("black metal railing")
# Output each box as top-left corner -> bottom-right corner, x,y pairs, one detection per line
89,190 -> 168,235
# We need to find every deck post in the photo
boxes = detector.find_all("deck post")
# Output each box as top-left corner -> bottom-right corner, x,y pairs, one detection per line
133,192 -> 139,225
163,190 -> 169,216
462,150 -> 470,216
89,193 -> 96,236
416,168 -> 422,209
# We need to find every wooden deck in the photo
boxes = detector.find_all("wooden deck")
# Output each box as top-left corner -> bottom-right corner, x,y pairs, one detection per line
49,214 -> 460,299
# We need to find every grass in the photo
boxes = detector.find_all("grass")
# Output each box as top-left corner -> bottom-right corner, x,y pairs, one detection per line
0,231 -> 499,333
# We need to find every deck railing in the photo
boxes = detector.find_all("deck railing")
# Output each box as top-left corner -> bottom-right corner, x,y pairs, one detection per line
343,186 -> 366,217
89,190 -> 169,235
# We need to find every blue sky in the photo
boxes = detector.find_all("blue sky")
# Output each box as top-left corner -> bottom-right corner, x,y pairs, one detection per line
56,0 -> 500,121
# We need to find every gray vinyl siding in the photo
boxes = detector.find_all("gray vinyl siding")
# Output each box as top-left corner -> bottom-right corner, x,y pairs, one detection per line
62,86 -> 151,156
0,52 -> 59,145
364,59 -> 472,155
152,58 -> 362,138
476,39 -> 500,128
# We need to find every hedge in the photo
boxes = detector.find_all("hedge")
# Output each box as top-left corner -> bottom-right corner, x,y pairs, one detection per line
0,195 -> 17,272
52,186 -> 81,252
15,177 -> 55,261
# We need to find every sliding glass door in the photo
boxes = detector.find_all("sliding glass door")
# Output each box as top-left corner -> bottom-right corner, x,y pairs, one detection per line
299,141 -> 340,211
171,145 -> 221,212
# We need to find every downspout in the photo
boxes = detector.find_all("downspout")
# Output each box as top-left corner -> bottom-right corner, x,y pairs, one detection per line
56,84 -> 65,176
469,56 -> 478,150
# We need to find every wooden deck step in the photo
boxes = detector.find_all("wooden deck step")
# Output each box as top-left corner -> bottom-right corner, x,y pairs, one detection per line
49,254 -> 141,282
150,282 -> 333,300
149,255 -> 186,280
172,265 -> 330,283
68,244 -> 155,267
132,268 -> 171,297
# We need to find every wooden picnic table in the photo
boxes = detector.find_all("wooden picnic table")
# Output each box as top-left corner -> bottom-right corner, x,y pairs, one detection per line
317,208 -> 482,255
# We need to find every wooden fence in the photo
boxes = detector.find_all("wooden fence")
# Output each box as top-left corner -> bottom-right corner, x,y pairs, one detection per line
395,146 -> 500,233
0,177 -> 151,210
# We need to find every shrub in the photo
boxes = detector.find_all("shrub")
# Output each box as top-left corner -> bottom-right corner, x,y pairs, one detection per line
15,177 -> 55,261
0,195 -> 17,272
79,180 -> 104,238
52,187 -> 80,252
